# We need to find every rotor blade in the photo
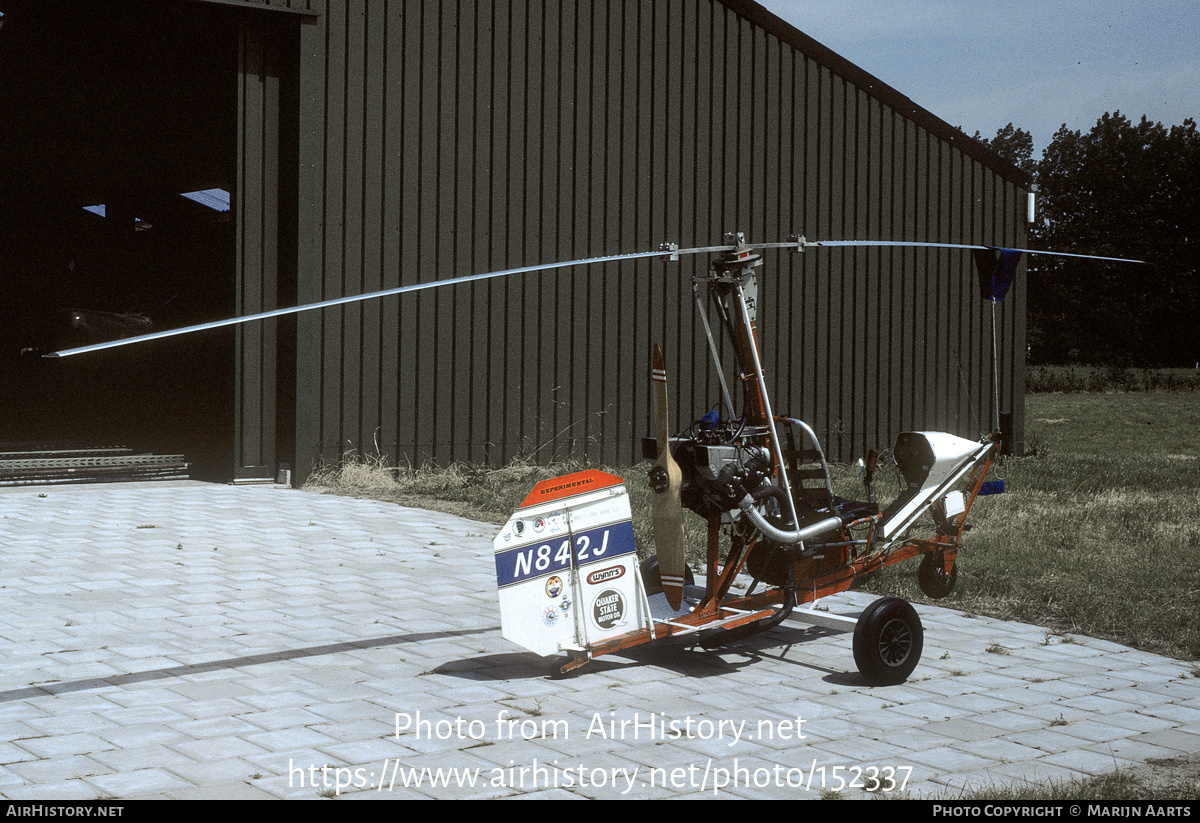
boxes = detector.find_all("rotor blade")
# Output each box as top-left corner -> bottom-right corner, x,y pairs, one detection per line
45,236 -> 1142,359
45,248 -> 677,358
650,343 -> 687,611
807,239 -> 1146,264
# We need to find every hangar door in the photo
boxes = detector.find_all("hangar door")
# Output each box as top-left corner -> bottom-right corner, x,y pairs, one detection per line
0,0 -> 295,482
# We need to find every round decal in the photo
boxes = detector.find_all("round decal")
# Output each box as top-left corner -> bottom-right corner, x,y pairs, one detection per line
591,588 -> 625,630
545,575 -> 563,598
542,606 -> 559,627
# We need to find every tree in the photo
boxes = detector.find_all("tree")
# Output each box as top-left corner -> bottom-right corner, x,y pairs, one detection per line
973,123 -> 1036,177
1027,113 -> 1199,366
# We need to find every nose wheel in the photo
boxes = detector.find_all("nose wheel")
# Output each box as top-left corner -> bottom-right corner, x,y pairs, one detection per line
918,553 -> 957,599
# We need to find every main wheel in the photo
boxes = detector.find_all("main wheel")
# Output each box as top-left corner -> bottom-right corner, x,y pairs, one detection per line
918,553 -> 957,599
852,597 -> 923,685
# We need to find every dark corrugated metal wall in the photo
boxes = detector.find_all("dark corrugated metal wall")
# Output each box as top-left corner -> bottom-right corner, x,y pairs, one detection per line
226,0 -> 1028,478
234,18 -> 281,479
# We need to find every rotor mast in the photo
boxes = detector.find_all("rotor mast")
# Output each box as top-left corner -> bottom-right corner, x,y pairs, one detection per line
699,231 -> 803,538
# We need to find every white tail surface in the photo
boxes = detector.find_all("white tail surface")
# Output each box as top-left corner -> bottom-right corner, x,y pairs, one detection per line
493,470 -> 651,657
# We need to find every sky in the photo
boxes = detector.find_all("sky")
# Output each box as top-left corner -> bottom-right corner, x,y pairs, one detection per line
756,0 -> 1200,155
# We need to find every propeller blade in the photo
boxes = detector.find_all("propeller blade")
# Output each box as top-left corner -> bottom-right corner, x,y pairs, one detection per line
650,343 -> 687,610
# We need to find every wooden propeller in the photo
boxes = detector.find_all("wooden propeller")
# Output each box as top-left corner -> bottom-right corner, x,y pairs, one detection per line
650,343 -> 687,609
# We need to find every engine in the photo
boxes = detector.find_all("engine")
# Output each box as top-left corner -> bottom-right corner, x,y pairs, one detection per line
645,417 -> 775,520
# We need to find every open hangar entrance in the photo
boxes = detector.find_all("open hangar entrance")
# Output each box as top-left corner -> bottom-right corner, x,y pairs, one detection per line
0,0 -> 296,482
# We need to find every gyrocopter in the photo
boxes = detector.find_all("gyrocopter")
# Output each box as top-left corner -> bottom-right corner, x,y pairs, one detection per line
48,230 -> 1142,684
489,232 -> 1142,682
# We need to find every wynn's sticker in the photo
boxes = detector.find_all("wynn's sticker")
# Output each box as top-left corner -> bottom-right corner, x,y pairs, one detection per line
586,566 -> 625,586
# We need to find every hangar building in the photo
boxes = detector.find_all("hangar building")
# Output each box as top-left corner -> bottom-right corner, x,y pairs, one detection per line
0,0 -> 1032,483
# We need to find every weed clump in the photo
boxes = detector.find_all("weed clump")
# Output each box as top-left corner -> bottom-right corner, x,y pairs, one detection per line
304,450 -> 601,524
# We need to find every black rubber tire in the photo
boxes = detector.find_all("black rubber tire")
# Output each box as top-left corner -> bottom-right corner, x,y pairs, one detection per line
918,553 -> 957,599
852,597 -> 924,685
639,554 -> 694,591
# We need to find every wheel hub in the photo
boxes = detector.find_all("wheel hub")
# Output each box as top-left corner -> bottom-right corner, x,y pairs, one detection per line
877,618 -> 913,666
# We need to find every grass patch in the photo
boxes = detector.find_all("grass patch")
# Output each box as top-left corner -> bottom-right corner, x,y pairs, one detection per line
948,765 -> 1200,801
1026,364 -> 1200,393
857,392 -> 1200,662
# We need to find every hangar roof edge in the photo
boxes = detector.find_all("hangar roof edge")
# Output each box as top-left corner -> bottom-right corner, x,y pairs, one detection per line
179,0 -> 1030,188
725,0 -> 1034,188
183,0 -> 319,18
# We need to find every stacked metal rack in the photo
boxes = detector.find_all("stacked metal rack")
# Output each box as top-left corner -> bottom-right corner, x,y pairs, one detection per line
0,444 -> 188,486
